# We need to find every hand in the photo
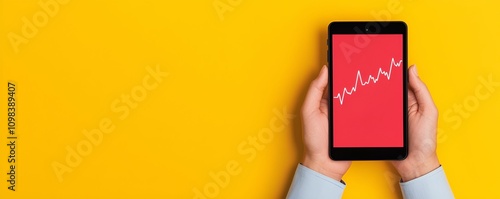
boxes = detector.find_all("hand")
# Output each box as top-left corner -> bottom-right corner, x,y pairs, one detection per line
391,65 -> 440,182
301,65 -> 351,182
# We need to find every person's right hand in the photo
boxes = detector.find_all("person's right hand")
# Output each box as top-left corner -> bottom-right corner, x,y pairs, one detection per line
391,65 -> 441,182
302,65 -> 351,182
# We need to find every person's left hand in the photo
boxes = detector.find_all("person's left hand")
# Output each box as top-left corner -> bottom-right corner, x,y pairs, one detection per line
301,65 -> 351,182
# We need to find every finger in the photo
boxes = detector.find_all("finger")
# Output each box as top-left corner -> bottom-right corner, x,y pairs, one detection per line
407,66 -> 417,106
319,98 -> 329,115
302,65 -> 329,116
322,80 -> 329,101
407,71 -> 418,115
319,78 -> 330,114
408,65 -> 437,115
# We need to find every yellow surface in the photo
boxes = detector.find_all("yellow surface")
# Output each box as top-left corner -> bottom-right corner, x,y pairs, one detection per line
1,0 -> 499,198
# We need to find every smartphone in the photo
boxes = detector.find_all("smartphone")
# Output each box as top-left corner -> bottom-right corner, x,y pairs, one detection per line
328,21 -> 408,160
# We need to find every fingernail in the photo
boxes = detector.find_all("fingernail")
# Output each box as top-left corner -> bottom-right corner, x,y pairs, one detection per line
412,65 -> 418,77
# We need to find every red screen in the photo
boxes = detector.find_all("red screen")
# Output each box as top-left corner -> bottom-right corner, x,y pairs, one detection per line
332,34 -> 403,147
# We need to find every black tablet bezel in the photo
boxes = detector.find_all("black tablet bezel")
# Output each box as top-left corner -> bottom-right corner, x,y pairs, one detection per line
327,21 -> 408,160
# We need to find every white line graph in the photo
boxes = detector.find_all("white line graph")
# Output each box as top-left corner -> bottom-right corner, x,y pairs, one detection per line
334,58 -> 403,105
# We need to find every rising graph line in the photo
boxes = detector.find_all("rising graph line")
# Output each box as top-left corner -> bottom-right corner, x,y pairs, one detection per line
334,58 -> 403,105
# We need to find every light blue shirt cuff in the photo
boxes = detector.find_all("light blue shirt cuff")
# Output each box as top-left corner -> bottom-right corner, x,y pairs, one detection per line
400,166 -> 454,199
286,164 -> 346,199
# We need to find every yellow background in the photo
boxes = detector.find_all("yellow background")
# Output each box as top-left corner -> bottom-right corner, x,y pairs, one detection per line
1,0 -> 499,198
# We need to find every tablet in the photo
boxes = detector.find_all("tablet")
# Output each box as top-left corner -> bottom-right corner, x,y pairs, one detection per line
328,21 -> 408,160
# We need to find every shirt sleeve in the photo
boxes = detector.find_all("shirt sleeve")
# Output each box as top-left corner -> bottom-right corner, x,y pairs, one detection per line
400,166 -> 454,199
286,164 -> 346,199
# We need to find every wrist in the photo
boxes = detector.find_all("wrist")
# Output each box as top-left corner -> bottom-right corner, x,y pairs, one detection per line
398,155 -> 440,182
302,156 -> 344,181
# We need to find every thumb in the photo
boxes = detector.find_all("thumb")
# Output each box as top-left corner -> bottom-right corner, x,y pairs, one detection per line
302,65 -> 328,116
408,65 -> 437,115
